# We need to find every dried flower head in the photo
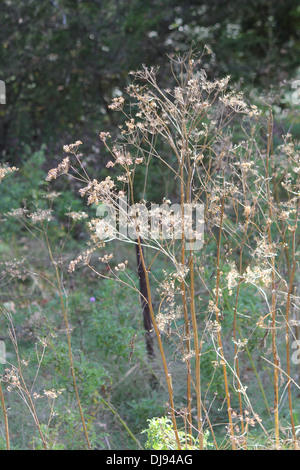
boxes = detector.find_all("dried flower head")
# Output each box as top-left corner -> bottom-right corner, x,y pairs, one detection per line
108,96 -> 125,110
0,164 -> 18,183
46,156 -> 70,181
66,211 -> 89,221
63,141 -> 83,153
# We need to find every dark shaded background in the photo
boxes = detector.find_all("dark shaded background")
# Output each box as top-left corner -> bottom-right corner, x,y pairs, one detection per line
1,0 -> 299,167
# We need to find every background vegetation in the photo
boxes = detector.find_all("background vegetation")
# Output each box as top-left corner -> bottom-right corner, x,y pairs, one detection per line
0,0 -> 299,450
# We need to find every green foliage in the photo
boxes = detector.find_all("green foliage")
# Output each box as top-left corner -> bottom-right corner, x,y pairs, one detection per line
89,278 -> 146,362
0,146 -> 48,237
31,424 -> 66,450
126,395 -> 165,430
0,144 -> 88,243
0,436 -> 8,450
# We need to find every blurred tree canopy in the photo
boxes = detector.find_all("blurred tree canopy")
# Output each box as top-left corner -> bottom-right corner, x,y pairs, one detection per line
0,0 -> 299,163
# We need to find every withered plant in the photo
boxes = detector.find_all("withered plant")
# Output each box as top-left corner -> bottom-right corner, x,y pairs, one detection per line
18,51 -> 300,449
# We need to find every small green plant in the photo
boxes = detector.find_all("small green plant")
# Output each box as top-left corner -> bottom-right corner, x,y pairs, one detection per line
142,416 -> 212,450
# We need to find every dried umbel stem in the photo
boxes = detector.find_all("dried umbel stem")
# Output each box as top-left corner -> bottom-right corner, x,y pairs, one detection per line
265,112 -> 280,449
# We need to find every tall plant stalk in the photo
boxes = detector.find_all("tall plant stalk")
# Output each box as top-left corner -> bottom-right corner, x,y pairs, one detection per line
285,196 -> 299,449
0,381 -> 10,450
265,113 -> 280,449
136,236 -> 182,449
215,192 -> 236,449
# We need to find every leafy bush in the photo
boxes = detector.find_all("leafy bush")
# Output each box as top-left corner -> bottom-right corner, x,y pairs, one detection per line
142,416 -> 212,450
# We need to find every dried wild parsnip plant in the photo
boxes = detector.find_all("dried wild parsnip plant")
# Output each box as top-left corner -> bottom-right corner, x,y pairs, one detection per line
44,51 -> 299,449
3,51 -> 299,450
